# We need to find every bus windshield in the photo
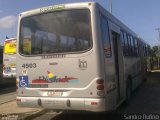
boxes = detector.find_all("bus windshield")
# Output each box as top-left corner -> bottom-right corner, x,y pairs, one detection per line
19,9 -> 92,55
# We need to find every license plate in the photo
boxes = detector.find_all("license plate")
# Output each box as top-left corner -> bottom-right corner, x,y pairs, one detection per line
47,91 -> 62,96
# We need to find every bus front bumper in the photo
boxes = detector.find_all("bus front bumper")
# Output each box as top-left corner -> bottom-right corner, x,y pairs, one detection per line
16,97 -> 106,112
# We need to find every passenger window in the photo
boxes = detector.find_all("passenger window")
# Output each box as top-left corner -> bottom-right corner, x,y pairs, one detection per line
127,34 -> 132,56
100,15 -> 112,57
134,38 -> 138,57
120,30 -> 126,56
120,31 -> 124,47
130,36 -> 134,56
137,39 -> 140,56
123,32 -> 129,56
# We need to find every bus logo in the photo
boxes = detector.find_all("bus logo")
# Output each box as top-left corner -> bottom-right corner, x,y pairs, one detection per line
19,76 -> 29,87
79,59 -> 87,69
32,71 -> 79,83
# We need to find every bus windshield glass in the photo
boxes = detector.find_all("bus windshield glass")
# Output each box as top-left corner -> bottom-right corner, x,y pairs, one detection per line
19,9 -> 92,55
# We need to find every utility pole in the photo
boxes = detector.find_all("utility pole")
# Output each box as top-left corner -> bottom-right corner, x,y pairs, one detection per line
155,28 -> 160,68
109,0 -> 112,14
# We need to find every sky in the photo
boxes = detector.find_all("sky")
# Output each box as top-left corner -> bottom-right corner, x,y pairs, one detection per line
0,0 -> 160,46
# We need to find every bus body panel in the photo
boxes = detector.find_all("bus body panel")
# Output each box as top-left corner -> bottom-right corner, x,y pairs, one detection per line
17,52 -> 103,97
17,2 -> 107,112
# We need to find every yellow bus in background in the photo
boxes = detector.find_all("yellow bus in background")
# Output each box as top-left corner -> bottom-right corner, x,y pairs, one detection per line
3,38 -> 16,78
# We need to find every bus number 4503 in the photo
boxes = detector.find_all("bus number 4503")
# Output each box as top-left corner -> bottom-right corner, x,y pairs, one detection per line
22,63 -> 36,68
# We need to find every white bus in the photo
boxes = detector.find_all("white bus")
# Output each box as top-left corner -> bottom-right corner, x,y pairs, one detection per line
3,38 -> 17,78
16,2 -> 150,112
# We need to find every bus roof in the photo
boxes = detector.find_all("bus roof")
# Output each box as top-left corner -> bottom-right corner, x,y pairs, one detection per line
19,2 -> 94,16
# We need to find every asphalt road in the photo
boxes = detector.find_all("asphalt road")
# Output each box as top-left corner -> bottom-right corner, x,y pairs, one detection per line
0,91 -> 16,104
117,72 -> 160,114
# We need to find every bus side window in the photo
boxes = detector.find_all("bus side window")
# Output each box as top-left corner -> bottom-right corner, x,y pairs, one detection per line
123,32 -> 128,56
120,31 -> 125,53
134,38 -> 138,57
100,15 -> 112,57
127,34 -> 132,57
137,39 -> 140,56
130,36 -> 134,57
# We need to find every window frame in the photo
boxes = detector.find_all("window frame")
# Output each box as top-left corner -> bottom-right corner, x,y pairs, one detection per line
19,9 -> 93,56
100,14 -> 112,58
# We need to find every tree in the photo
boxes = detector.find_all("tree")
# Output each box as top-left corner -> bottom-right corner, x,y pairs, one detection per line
151,46 -> 158,58
151,45 -> 160,69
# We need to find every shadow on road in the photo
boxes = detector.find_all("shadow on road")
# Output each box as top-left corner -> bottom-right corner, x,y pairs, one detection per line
117,71 -> 160,114
51,111 -> 123,120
